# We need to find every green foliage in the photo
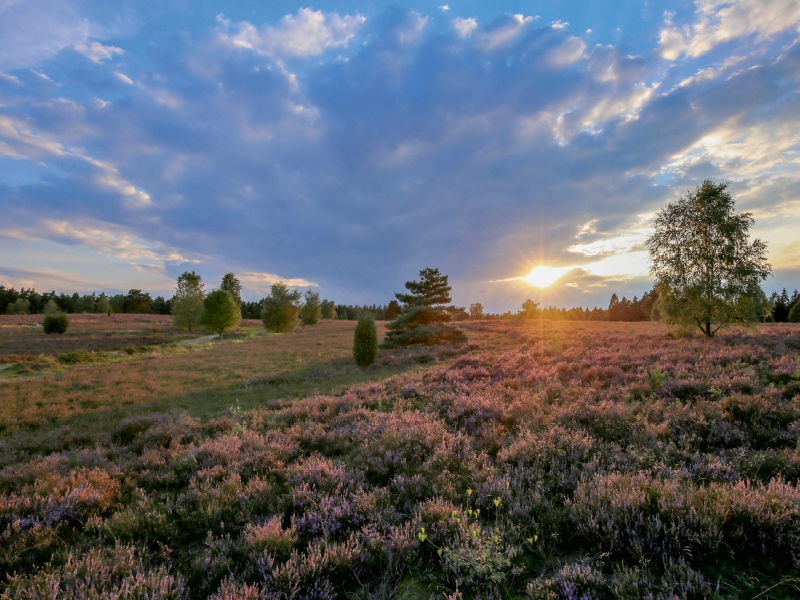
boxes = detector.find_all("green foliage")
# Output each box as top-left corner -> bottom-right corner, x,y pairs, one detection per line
43,299 -> 60,315
469,302 -> 484,320
123,289 -> 153,313
382,267 -> 467,348
261,282 -> 301,332
95,293 -> 110,315
200,290 -> 242,339
109,294 -> 125,314
220,273 -> 242,305
6,297 -> 31,314
647,180 -> 771,337
172,271 -> 205,332
75,294 -> 95,314
353,314 -> 378,367
320,299 -> 337,320
42,312 -> 69,334
649,365 -> 668,391
299,290 -> 322,325
790,301 -> 800,323
385,300 -> 400,321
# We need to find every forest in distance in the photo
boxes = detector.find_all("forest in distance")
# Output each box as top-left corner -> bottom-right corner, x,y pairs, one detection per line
3,284 -> 800,323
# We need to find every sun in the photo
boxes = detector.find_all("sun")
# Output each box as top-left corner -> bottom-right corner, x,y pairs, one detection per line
524,265 -> 571,288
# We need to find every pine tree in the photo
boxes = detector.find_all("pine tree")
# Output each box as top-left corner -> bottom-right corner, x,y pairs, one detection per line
353,314 -> 378,367
381,267 -> 467,348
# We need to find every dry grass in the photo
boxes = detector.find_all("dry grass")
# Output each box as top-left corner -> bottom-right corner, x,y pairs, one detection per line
0,314 -> 220,359
0,319 -> 380,430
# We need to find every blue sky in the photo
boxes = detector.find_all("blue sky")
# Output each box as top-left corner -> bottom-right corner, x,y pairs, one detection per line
1,0 -> 799,311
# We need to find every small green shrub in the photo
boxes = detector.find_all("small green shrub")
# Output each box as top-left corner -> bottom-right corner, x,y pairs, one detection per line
353,314 -> 378,367
42,313 -> 69,334
58,350 -> 96,364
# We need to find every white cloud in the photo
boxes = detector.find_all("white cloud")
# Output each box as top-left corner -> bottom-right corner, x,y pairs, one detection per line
238,271 -> 317,290
74,41 -> 123,63
477,14 -> 537,50
663,117 -> 800,182
114,71 -> 134,85
0,0 -> 126,70
219,8 -> 365,58
569,216 -> 653,258
453,17 -> 478,38
439,5 -> 450,12
659,0 -> 800,60
547,36 -> 586,67
0,71 -> 21,84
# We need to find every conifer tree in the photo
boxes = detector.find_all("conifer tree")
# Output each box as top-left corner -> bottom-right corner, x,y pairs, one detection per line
353,314 -> 378,366
381,267 -> 467,348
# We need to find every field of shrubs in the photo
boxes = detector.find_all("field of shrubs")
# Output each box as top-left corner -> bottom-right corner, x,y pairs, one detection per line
2,320 -> 800,598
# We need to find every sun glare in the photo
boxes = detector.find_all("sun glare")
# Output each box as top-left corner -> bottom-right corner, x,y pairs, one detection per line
524,265 -> 571,288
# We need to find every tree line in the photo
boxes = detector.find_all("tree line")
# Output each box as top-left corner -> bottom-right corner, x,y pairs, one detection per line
0,287 -> 172,316
5,281 -> 798,324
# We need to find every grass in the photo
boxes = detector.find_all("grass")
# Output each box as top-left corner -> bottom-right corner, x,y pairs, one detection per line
0,318 -> 372,430
1,318 -> 800,599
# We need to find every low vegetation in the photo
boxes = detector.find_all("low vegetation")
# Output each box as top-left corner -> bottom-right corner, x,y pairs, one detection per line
2,318 -> 800,598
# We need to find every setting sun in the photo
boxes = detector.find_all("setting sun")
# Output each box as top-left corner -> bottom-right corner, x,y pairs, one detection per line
524,265 -> 571,287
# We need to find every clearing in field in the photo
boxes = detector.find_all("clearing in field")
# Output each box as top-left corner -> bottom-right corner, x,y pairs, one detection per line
1,317 -> 800,599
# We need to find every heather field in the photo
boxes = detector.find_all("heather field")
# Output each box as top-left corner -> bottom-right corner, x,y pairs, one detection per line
2,320 -> 800,599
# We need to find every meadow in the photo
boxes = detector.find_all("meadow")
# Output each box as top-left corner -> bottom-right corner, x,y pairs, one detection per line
1,316 -> 800,599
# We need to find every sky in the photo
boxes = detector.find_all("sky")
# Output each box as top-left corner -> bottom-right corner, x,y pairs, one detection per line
1,0 -> 799,312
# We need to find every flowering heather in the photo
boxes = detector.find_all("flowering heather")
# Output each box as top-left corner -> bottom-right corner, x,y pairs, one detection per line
1,320 -> 800,598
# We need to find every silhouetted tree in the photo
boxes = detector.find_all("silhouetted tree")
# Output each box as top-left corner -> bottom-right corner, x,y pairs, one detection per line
520,299 -> 539,319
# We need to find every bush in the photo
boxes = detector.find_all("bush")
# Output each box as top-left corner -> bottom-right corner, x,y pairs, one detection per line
43,312 -> 69,334
353,314 -> 378,367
